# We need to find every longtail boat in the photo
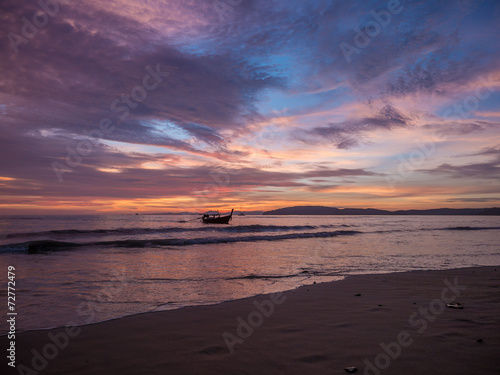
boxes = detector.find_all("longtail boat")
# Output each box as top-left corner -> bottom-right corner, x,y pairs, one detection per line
202,209 -> 233,224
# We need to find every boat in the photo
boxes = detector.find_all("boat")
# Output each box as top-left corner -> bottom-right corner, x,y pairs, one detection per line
238,205 -> 245,216
202,209 -> 234,224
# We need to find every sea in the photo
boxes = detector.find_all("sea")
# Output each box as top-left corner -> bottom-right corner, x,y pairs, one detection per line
1,214 -> 499,334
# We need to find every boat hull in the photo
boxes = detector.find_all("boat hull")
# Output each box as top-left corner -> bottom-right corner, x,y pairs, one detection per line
202,209 -> 233,224
202,216 -> 232,224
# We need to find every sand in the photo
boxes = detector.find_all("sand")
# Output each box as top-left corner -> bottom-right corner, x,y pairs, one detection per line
4,266 -> 500,374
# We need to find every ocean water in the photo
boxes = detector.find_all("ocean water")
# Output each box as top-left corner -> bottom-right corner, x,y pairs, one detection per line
1,214 -> 499,334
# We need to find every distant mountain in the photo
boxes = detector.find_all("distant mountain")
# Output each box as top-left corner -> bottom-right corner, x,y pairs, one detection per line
477,207 -> 500,215
263,206 -> 390,215
262,206 -> 497,215
392,208 -> 485,215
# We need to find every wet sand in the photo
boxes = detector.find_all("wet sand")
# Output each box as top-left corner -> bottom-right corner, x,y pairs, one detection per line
4,266 -> 500,374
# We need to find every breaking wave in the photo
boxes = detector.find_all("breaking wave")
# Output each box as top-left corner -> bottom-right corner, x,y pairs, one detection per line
0,230 -> 362,253
1,224 -> 498,254
3,224 -> 351,239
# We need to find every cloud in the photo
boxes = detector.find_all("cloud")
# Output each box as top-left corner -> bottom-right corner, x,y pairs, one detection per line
0,0 -> 499,211
0,0 -> 285,156
0,119 -> 377,201
419,156 -> 500,179
469,145 -> 500,157
444,197 -> 500,203
422,122 -> 487,136
296,104 -> 411,148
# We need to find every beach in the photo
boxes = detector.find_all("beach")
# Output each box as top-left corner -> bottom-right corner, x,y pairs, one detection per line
5,266 -> 499,375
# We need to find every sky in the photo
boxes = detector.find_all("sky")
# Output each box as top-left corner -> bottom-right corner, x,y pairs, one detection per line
0,0 -> 499,214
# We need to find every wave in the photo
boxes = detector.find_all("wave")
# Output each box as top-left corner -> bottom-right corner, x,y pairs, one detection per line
227,269 -> 340,280
2,224 -> 350,240
441,226 -> 500,231
227,274 -> 300,280
0,230 -> 362,253
1,225 -> 498,254
5,223 -> 498,241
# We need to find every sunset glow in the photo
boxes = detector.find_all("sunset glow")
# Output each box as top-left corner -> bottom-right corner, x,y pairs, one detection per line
1,0 -> 499,214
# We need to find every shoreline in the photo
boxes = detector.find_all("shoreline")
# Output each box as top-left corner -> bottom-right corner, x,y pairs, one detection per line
4,266 -> 500,374
0,265 -> 492,336
0,265 -> 489,336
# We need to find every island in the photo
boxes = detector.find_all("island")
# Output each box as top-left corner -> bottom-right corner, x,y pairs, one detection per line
262,206 -> 500,215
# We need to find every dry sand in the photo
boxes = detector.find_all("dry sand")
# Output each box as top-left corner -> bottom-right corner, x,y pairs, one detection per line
4,266 -> 500,375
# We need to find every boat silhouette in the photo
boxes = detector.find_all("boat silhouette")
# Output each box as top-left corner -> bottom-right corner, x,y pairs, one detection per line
202,209 -> 234,224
